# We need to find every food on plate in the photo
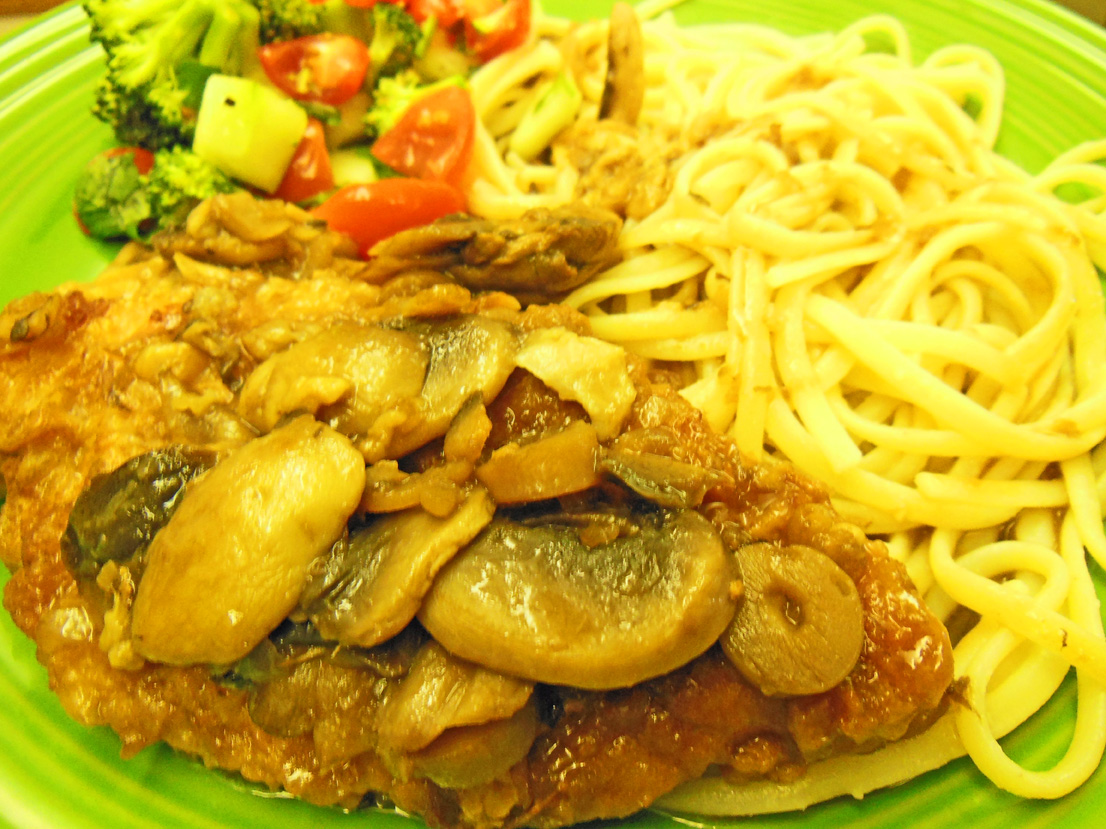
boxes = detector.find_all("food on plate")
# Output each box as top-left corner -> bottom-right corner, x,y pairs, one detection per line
7,0 -> 1106,822
0,193 -> 953,828
460,0 -> 1106,810
361,205 -> 624,300
73,0 -> 534,240
73,145 -> 240,239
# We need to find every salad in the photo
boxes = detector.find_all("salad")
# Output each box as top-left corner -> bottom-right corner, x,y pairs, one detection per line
72,0 -> 547,256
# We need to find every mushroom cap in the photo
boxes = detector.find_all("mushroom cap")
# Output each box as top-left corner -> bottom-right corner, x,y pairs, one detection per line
721,542 -> 865,697
419,507 -> 740,690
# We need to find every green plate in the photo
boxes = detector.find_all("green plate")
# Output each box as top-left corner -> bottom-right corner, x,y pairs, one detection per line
1,0 -> 1105,826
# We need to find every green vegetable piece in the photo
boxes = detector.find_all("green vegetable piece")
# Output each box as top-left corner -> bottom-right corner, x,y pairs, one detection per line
83,0 -> 263,150
255,0 -> 320,42
414,24 -> 477,81
255,0 -> 365,43
329,146 -> 380,187
508,71 -> 582,162
318,0 -> 372,43
364,70 -> 466,140
73,151 -> 153,240
147,146 -> 240,229
369,2 -> 425,80
175,60 -> 219,110
197,0 -> 260,72
254,0 -> 373,44
193,74 -> 309,192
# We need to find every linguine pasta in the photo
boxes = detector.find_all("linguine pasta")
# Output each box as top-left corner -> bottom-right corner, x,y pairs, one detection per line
464,0 -> 1106,812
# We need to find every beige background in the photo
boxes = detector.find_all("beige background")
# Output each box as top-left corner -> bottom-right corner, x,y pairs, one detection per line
0,1 -> 1104,42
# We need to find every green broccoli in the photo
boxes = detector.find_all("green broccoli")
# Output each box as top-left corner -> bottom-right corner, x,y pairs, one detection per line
253,0 -> 324,43
73,147 -> 240,241
146,146 -> 240,228
84,0 -> 262,150
364,70 -> 465,139
255,0 -> 377,44
73,150 -> 154,240
84,0 -> 180,50
369,2 -> 428,80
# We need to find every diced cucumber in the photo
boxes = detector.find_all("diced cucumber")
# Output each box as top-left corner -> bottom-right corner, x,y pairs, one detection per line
415,28 -> 476,81
508,71 -> 582,162
329,146 -> 379,188
193,74 -> 308,193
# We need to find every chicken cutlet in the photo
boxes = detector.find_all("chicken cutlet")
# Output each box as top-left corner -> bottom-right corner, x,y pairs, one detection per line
0,193 -> 953,829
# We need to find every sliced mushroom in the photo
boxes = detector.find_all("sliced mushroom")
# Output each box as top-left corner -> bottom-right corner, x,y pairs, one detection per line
419,507 -> 740,689
375,640 -> 533,756
131,416 -> 365,666
362,207 -> 624,300
599,2 -> 645,124
239,624 -> 424,738
721,543 -> 865,697
407,700 -> 540,789
387,315 -> 519,457
64,446 -> 218,583
236,322 -> 429,453
600,443 -> 725,509
237,316 -> 518,462
443,394 -> 493,464
225,620 -> 424,687
475,419 -> 600,504
303,488 -> 495,648
360,459 -> 473,516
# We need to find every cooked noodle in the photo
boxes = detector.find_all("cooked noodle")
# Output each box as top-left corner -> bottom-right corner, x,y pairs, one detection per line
464,0 -> 1106,812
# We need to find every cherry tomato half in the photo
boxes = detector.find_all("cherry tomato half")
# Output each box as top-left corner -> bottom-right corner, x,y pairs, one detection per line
274,119 -> 334,203
311,178 -> 467,257
463,0 -> 530,61
407,0 -> 465,28
258,34 -> 370,107
105,146 -> 156,175
371,86 -> 475,184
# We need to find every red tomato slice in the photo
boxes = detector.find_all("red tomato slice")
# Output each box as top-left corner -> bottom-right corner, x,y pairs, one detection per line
274,119 -> 334,203
104,146 -> 156,175
407,0 -> 464,28
463,0 -> 530,61
258,34 -> 370,106
371,86 -> 475,184
311,178 -> 467,257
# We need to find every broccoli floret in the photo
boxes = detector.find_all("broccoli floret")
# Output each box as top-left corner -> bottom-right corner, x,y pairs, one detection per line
369,3 -> 428,80
254,0 -> 375,44
84,0 -> 262,150
146,146 -> 240,228
84,0 -> 180,50
73,147 -> 240,240
73,150 -> 154,240
365,70 -> 465,139
92,73 -> 193,151
253,0 -> 323,43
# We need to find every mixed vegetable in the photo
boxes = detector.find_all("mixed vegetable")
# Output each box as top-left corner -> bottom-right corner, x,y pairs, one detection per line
73,0 -> 541,253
